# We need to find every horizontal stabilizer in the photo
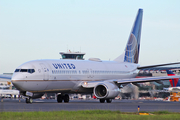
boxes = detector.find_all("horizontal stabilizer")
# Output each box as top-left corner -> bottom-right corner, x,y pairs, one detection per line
138,62 -> 180,69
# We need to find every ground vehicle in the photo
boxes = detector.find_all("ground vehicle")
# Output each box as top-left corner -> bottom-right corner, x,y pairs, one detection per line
170,92 -> 180,102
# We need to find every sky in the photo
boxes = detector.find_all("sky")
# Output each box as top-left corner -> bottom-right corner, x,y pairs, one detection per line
1,0 -> 180,73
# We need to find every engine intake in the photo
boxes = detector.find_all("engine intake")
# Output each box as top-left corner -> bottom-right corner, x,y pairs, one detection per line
95,85 -> 107,97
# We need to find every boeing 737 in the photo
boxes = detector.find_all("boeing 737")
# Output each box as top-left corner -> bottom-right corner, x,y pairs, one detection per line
1,9 -> 180,104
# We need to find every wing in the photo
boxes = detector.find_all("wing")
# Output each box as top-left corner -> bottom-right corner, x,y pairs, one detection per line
115,75 -> 180,84
82,75 -> 180,88
82,81 -> 105,88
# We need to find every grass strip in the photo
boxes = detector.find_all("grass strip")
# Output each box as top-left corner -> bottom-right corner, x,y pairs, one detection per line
0,110 -> 180,120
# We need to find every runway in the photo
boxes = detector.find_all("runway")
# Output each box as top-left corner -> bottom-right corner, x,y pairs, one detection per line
1,98 -> 180,112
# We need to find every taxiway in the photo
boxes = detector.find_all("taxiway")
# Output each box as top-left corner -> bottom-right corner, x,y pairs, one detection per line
0,99 -> 180,112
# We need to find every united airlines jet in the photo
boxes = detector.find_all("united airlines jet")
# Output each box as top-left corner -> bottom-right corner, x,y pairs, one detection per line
1,9 -> 180,103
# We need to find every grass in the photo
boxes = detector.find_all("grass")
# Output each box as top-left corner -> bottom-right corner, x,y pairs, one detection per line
0,110 -> 180,120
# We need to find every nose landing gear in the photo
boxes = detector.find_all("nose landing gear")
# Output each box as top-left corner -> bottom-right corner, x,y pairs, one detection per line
26,97 -> 33,104
57,94 -> 69,103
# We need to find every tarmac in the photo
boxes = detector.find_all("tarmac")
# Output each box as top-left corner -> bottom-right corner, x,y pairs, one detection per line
0,98 -> 180,112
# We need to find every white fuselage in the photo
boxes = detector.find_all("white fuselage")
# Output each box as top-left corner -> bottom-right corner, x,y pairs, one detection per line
11,59 -> 139,93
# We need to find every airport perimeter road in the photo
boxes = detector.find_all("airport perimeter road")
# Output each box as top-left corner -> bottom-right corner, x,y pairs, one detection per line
1,99 -> 180,112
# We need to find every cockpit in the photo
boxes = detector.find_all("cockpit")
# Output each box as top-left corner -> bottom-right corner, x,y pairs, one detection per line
14,69 -> 35,73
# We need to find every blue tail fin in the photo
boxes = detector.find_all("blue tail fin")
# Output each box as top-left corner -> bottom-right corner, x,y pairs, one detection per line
124,9 -> 143,63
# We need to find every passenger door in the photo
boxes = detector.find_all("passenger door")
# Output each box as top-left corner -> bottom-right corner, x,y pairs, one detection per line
40,63 -> 49,80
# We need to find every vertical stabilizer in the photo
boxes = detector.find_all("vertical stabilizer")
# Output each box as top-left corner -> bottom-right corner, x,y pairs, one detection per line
114,9 -> 143,63
124,9 -> 143,63
166,70 -> 180,87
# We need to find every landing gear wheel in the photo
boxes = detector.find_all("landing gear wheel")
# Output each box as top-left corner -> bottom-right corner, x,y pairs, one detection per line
64,94 -> 69,103
26,97 -> 33,104
26,98 -> 30,103
106,99 -> 112,103
100,99 -> 105,103
57,94 -> 63,103
29,98 -> 33,104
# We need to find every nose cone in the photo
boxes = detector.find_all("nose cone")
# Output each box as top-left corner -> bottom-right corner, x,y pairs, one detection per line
11,73 -> 25,91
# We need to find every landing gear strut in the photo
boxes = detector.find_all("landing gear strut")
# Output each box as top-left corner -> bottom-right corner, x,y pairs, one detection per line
57,94 -> 69,103
26,97 -> 33,104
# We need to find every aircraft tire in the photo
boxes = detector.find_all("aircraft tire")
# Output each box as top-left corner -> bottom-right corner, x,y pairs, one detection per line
26,97 -> 33,104
64,94 -> 69,103
29,98 -> 33,104
26,98 -> 30,103
99,99 -> 105,103
57,94 -> 63,103
106,99 -> 112,103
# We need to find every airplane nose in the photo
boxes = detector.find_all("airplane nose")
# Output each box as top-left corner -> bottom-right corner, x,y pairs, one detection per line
11,73 -> 25,91
12,73 -> 25,80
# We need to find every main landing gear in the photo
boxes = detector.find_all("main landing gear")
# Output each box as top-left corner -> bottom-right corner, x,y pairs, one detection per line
57,94 -> 69,103
99,99 -> 112,103
26,97 -> 33,104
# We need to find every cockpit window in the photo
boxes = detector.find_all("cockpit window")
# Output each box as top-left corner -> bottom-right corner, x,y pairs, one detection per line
20,69 -> 28,72
28,69 -> 35,73
14,69 -> 35,73
15,69 -> 20,72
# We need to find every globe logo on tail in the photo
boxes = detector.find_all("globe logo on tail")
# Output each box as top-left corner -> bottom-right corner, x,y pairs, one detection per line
124,33 -> 139,63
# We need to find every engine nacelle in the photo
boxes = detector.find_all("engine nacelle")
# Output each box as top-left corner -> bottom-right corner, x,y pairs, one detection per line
93,82 -> 120,99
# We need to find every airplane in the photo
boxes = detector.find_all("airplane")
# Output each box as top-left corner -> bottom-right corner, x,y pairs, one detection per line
164,70 -> 180,91
1,8 -> 180,104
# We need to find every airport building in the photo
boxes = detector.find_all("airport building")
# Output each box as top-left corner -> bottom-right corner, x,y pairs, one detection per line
59,51 -> 86,60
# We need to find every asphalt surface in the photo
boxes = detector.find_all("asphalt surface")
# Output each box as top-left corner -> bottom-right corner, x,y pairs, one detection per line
0,98 -> 180,112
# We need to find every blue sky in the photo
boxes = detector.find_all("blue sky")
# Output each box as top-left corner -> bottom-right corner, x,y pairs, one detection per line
1,0 -> 180,73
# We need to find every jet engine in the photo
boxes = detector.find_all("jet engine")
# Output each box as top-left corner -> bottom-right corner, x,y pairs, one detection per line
93,82 -> 120,99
